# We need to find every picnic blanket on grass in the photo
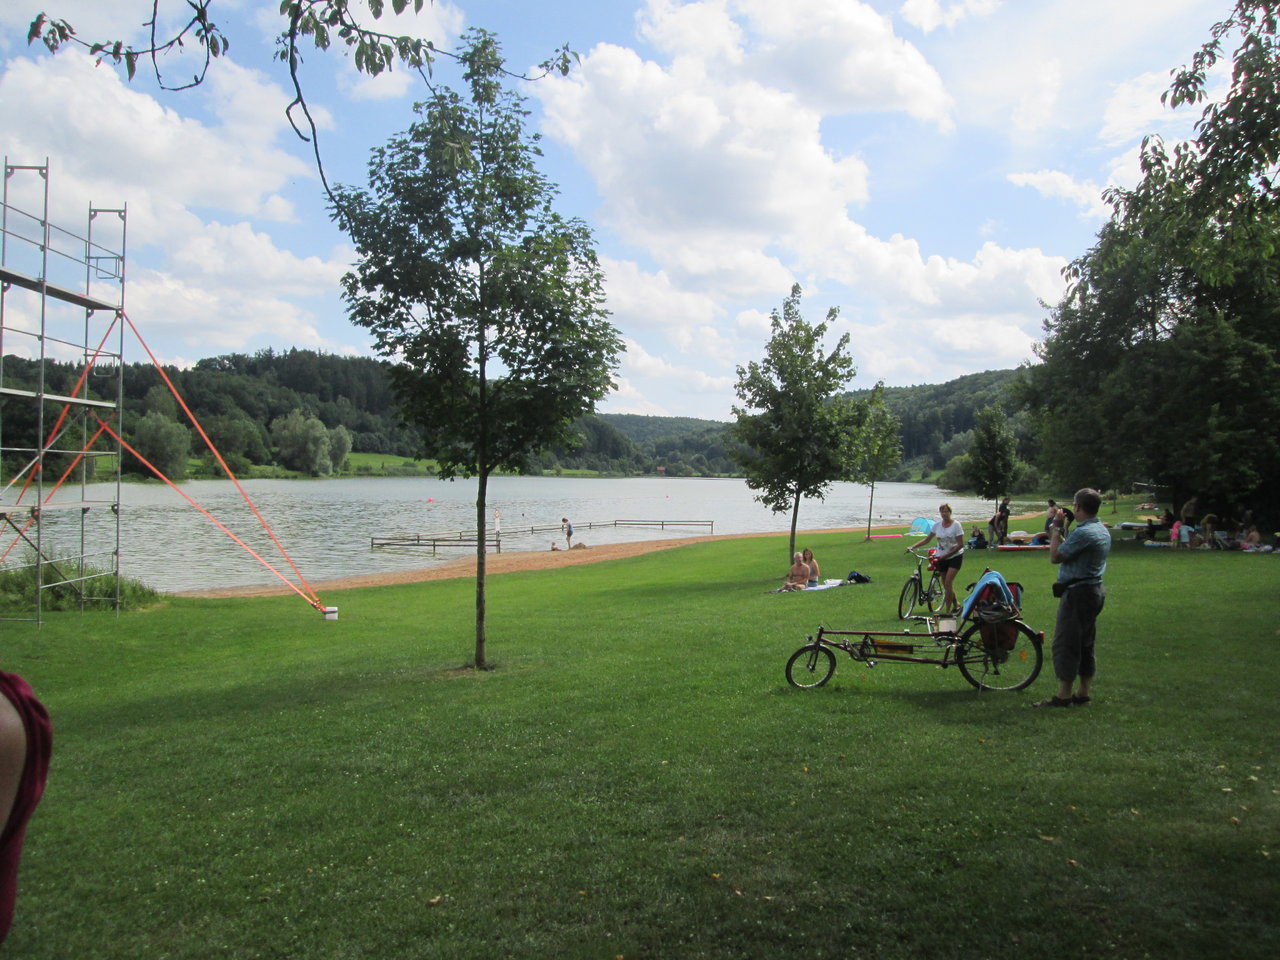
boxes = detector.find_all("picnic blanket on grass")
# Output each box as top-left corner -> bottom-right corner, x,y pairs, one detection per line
769,577 -> 870,594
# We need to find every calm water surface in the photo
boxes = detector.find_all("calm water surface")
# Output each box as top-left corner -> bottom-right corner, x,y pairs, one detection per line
26,476 -> 1023,593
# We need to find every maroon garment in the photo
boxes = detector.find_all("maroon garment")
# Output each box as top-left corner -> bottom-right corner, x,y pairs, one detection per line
0,672 -> 52,942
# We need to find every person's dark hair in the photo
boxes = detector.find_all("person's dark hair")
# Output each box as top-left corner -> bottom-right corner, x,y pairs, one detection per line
1074,488 -> 1102,516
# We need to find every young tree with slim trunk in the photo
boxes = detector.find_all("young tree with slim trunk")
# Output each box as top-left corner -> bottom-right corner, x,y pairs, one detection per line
968,403 -> 1016,512
332,30 -> 621,669
731,284 -> 865,560
853,391 -> 903,539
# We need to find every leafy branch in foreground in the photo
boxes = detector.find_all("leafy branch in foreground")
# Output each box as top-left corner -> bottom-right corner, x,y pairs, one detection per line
26,2 -> 576,200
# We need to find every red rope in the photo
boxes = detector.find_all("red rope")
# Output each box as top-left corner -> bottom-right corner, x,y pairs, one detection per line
95,419 -> 325,611
9,317 -> 121,507
0,420 -> 112,563
2,315 -> 325,611
121,313 -> 322,606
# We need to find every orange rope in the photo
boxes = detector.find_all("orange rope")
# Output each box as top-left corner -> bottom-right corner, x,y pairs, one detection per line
9,317 -> 121,507
0,419 -> 112,562
95,419 -> 325,611
3,313 -> 325,610
121,313 -> 322,606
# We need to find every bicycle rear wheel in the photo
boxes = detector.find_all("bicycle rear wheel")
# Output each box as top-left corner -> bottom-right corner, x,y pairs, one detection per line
786,644 -> 837,688
898,577 -> 921,619
956,620 -> 1042,691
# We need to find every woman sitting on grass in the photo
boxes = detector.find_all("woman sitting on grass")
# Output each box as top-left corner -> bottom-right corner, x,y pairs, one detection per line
801,548 -> 820,587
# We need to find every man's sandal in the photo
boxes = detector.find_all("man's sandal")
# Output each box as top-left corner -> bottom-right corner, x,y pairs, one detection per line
1031,696 -> 1072,708
1071,695 -> 1091,705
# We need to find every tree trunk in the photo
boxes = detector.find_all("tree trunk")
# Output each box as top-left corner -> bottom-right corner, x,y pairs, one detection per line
864,481 -> 877,539
474,470 -> 488,669
789,491 -> 801,559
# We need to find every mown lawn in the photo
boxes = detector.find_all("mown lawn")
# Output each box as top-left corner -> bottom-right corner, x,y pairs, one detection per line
4,526 -> 1277,959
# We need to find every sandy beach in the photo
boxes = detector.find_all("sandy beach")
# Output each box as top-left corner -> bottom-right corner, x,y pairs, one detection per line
172,528 -> 825,598
173,510 -> 1047,600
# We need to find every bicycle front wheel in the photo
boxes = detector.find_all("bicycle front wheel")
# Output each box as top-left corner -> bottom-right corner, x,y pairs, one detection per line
898,577 -> 921,619
956,620 -> 1043,691
786,644 -> 837,688
923,573 -> 943,613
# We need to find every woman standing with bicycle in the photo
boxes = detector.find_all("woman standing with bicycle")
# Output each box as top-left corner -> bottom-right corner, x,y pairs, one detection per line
908,504 -> 966,614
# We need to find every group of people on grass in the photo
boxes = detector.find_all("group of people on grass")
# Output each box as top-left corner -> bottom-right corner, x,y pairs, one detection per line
1166,498 -> 1271,551
780,547 -> 821,591
782,490 -> 1111,711
912,491 -> 1110,708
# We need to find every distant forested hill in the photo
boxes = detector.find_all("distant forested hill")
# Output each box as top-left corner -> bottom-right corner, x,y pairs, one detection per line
597,413 -> 728,442
1,348 -> 1025,481
846,369 -> 1028,478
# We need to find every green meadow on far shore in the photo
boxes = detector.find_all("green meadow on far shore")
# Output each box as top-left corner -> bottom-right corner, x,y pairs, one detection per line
3,509 -> 1277,958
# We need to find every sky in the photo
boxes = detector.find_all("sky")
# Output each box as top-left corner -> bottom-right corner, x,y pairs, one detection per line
0,0 -> 1234,421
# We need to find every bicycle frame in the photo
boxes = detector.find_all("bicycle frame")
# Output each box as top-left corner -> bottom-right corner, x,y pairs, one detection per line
786,612 -> 1045,691
899,549 -> 944,619
812,619 -> 964,669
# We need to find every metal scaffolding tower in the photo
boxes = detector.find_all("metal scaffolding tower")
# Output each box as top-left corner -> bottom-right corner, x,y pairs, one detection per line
0,159 -> 127,623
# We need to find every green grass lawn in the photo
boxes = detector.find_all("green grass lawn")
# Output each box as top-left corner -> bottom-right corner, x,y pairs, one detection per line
3,523 -> 1277,958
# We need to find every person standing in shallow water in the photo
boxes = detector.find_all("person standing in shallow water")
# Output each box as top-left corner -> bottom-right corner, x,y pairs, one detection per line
561,517 -> 573,549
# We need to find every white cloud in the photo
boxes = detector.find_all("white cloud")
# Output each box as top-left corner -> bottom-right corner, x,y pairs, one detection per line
1011,59 -> 1063,133
602,257 -> 723,333
729,0 -> 954,126
536,0 -> 1068,410
733,308 -> 772,340
1,53 -> 311,226
1098,69 -> 1180,146
637,0 -> 745,63
0,50 -> 354,363
900,0 -> 1002,32
601,375 -> 671,415
1007,170 -> 1109,218
127,265 -> 331,353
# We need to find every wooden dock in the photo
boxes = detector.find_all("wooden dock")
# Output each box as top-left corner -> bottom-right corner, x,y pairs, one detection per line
370,519 -> 714,553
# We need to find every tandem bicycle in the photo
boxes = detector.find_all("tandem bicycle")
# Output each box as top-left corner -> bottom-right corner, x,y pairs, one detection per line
785,571 -> 1045,692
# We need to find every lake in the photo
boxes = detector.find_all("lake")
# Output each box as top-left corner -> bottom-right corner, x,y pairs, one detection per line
22,476 -> 1028,593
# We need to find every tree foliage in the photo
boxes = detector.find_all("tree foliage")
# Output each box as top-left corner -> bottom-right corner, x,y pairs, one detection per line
854,369 -> 1025,469
271,409 -> 334,475
1030,0 -> 1280,518
731,284 -> 868,559
967,404 -> 1017,503
129,410 -> 190,480
332,30 -> 621,669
